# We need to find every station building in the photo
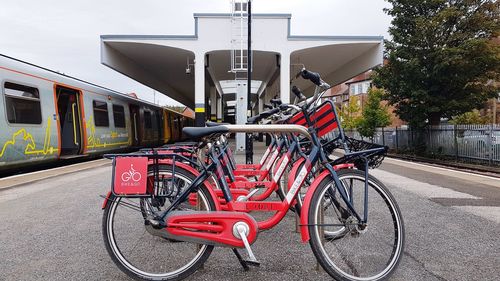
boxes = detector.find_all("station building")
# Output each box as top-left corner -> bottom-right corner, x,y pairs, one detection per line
100,3 -> 384,149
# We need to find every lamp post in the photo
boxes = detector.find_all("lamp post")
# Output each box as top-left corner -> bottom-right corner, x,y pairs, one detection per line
245,0 -> 253,164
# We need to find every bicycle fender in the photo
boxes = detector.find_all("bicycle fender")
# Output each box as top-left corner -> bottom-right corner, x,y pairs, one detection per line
288,157 -> 306,191
299,169 -> 332,243
102,191 -> 112,209
299,164 -> 354,242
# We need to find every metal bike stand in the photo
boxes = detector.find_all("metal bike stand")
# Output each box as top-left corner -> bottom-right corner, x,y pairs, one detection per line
223,124 -> 312,265
225,124 -> 311,235
223,124 -> 312,141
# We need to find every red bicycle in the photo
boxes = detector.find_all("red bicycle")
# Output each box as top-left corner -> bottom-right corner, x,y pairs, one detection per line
101,69 -> 405,281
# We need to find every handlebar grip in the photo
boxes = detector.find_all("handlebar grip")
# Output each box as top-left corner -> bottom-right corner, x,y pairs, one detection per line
247,116 -> 259,124
300,69 -> 322,86
278,104 -> 289,111
291,85 -> 306,100
261,107 -> 280,117
270,98 -> 282,106
264,103 -> 273,109
246,108 -> 280,124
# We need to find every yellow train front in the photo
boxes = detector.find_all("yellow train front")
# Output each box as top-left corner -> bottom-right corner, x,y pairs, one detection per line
0,54 -> 193,172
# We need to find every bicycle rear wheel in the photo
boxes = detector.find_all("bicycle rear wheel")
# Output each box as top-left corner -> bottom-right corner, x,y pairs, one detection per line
102,166 -> 216,281
308,169 -> 404,281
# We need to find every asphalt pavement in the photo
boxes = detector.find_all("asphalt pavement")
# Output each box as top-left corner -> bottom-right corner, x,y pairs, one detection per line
0,148 -> 499,281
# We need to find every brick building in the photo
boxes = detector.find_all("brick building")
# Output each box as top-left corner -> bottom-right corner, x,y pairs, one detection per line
324,70 -> 406,127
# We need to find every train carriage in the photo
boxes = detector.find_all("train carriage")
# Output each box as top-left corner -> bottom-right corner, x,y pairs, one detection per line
0,54 -> 192,171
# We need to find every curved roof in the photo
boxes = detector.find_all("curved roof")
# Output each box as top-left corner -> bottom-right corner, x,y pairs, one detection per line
101,13 -> 383,108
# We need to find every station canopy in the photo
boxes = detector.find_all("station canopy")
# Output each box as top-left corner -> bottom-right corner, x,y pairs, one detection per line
100,13 -> 383,108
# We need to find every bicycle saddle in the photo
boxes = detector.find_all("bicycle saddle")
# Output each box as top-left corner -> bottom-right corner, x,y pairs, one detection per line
183,126 -> 229,140
205,121 -> 230,127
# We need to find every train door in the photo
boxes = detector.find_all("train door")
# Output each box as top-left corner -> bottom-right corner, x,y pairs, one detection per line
155,110 -> 162,145
163,111 -> 171,143
129,104 -> 140,146
55,86 -> 83,156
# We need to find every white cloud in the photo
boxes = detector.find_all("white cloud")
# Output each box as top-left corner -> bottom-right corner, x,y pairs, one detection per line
0,0 -> 391,107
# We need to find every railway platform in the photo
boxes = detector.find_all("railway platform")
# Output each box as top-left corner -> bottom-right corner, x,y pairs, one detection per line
0,143 -> 499,281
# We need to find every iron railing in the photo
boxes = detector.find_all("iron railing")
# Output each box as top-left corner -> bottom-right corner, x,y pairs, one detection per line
343,124 -> 500,166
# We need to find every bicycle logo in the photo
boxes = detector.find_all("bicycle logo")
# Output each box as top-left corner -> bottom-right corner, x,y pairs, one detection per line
121,164 -> 142,182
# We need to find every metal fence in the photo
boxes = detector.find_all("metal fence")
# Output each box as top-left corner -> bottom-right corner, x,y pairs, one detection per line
344,124 -> 500,166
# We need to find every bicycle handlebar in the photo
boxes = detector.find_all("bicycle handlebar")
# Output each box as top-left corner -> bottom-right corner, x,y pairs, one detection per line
292,85 -> 306,100
300,69 -> 322,86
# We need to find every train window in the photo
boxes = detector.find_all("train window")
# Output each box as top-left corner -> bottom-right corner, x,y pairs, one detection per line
144,111 -> 152,129
112,104 -> 125,128
93,100 -> 109,127
4,82 -> 42,124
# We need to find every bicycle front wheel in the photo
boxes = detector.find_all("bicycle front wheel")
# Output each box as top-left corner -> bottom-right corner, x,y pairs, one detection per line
102,166 -> 216,281
308,169 -> 404,281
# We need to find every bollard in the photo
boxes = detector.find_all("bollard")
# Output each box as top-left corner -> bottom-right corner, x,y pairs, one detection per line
245,133 -> 253,164
295,211 -> 301,234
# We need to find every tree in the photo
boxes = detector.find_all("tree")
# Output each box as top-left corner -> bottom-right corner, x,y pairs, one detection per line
165,105 -> 185,113
357,88 -> 392,139
340,95 -> 362,129
450,109 -> 489,124
373,0 -> 500,129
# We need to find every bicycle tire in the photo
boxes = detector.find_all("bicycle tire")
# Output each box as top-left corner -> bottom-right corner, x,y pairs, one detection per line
102,165 -> 216,281
308,169 -> 405,281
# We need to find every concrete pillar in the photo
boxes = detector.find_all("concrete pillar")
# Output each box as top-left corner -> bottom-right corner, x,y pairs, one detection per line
258,90 -> 265,113
209,87 -> 217,121
280,52 -> 290,104
195,52 -> 206,127
235,82 -> 247,151
217,95 -> 223,122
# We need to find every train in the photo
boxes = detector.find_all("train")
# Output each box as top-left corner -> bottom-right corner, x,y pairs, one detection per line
0,54 -> 193,171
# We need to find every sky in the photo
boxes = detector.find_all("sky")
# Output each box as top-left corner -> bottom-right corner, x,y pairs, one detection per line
0,0 -> 391,107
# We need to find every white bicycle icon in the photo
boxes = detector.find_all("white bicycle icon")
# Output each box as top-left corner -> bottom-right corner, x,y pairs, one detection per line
121,164 -> 142,182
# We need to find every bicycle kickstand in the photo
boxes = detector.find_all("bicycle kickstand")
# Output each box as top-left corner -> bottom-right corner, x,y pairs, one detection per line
232,224 -> 261,270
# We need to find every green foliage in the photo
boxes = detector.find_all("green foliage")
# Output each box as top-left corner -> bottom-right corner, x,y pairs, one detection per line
357,88 -> 392,139
165,105 -> 185,113
340,95 -> 362,129
373,0 -> 500,129
449,109 -> 489,124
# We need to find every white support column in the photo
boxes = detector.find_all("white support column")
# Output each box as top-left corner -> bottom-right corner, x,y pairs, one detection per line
217,94 -> 223,122
195,52 -> 205,127
235,82 -> 247,151
258,90 -> 264,114
280,52 -> 290,104
209,87 -> 217,121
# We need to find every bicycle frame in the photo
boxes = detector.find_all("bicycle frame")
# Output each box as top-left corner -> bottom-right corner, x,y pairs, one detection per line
158,138 -> 308,230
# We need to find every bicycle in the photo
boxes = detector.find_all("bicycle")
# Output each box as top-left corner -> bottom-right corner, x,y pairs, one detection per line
101,68 -> 405,281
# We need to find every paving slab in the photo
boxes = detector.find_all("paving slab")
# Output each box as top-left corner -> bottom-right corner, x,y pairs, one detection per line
0,144 -> 499,280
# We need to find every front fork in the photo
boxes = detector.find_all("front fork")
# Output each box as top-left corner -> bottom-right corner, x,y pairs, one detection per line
323,158 -> 369,225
